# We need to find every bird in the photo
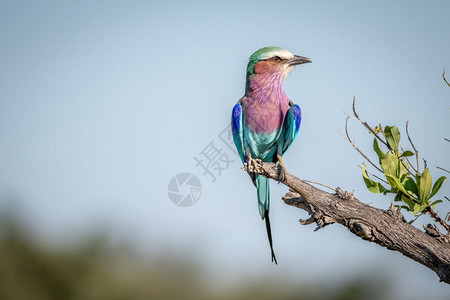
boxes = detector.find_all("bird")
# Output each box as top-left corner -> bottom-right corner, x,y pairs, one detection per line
231,46 -> 311,264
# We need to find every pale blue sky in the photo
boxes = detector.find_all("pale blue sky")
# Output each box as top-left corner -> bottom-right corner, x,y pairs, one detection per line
1,1 -> 449,298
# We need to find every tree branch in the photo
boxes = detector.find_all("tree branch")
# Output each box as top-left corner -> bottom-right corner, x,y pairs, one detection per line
406,121 -> 420,173
342,116 -> 383,174
443,67 -> 450,87
244,161 -> 450,284
437,166 -> 450,174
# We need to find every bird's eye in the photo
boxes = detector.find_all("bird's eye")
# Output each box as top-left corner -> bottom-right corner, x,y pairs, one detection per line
273,56 -> 281,61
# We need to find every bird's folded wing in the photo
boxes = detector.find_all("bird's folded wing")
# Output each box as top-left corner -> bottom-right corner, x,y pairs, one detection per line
231,102 -> 246,164
282,103 -> 302,154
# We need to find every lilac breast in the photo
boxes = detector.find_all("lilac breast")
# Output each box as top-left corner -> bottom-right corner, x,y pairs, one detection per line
242,95 -> 289,134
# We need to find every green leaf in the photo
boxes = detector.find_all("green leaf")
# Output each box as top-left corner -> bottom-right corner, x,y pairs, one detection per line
430,199 -> 443,207
380,152 -> 398,177
398,160 -> 409,182
384,125 -> 401,153
401,195 -> 415,209
394,193 -> 402,202
412,203 -> 426,216
373,138 -> 385,162
385,174 -> 408,194
429,176 -> 446,199
361,163 -> 389,193
418,168 -> 432,203
404,178 -> 419,197
413,203 -> 421,215
400,151 -> 414,157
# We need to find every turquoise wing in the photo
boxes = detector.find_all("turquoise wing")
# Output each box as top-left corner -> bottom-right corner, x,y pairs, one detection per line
231,102 -> 246,164
282,103 -> 302,154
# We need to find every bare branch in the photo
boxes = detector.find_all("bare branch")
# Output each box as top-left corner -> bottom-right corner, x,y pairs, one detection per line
403,154 -> 418,173
344,108 -> 416,178
443,67 -> 450,87
406,121 -> 420,173
378,124 -> 391,151
437,166 -> 450,174
357,164 -> 388,184
244,161 -> 450,284
341,116 -> 384,173
401,145 -> 418,173
348,100 -> 417,178
352,97 -> 389,147
428,205 -> 449,233
400,157 -> 416,178
301,179 -> 336,192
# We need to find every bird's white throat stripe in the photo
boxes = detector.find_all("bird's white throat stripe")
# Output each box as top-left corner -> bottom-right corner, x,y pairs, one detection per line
260,49 -> 294,60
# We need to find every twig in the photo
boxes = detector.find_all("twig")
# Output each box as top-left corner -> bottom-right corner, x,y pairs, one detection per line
437,166 -> 450,174
352,97 -> 389,147
339,117 -> 383,173
443,67 -> 450,87
401,160 -> 415,177
348,100 -> 416,177
404,155 -> 418,173
378,125 -> 392,152
341,110 -> 358,121
445,138 -> 450,143
400,146 -> 418,173
406,121 -> 420,173
428,205 -> 449,232
409,214 -> 421,224
423,158 -> 428,170
357,164 -> 389,184
301,179 -> 336,192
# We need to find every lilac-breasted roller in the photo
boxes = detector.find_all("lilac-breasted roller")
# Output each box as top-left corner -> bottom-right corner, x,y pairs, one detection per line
231,47 -> 311,264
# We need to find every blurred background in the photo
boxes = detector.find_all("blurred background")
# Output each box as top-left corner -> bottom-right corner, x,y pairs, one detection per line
0,1 -> 449,299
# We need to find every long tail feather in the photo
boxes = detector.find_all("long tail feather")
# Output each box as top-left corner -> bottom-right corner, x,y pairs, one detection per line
256,175 -> 277,264
264,210 -> 278,264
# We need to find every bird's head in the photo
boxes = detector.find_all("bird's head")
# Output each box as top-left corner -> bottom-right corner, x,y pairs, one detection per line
245,46 -> 311,92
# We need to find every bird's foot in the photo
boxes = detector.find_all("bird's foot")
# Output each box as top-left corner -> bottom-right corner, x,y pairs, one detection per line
277,155 -> 287,183
244,154 -> 262,173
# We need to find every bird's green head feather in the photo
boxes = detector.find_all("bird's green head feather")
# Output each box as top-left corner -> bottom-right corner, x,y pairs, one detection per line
246,46 -> 293,75
245,46 -> 311,92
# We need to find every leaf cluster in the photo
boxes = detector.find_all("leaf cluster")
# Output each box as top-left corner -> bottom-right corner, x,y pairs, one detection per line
361,125 -> 446,218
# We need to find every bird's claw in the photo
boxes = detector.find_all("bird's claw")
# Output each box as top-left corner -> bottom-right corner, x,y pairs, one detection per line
245,156 -> 262,173
277,164 -> 286,183
277,155 -> 287,183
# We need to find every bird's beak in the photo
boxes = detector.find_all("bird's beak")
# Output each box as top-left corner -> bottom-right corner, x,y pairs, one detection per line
288,55 -> 312,66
